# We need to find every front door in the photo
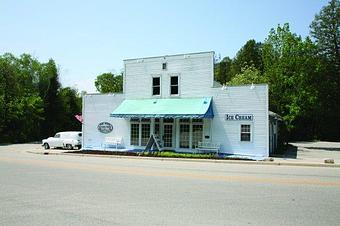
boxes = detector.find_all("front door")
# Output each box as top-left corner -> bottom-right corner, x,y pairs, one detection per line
163,124 -> 173,148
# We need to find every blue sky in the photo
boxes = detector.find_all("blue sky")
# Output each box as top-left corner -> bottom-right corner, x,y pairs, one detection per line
0,0 -> 328,92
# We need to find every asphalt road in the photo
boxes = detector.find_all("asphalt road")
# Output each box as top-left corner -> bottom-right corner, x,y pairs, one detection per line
0,145 -> 340,226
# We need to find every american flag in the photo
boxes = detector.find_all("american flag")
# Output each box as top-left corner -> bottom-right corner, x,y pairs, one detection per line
74,114 -> 83,123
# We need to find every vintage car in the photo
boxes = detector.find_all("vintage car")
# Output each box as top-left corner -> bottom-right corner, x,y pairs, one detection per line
42,131 -> 82,150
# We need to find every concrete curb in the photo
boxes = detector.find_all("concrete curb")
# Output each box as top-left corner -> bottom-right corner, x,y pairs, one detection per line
28,151 -> 340,168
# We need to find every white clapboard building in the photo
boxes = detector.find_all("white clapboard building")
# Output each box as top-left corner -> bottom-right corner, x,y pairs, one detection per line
82,51 -> 280,159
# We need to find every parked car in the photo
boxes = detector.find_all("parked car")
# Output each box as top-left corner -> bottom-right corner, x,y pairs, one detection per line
42,131 -> 82,150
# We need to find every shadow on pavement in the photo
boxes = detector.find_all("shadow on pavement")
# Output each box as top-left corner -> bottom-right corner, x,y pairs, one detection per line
306,147 -> 340,152
271,145 -> 297,159
283,145 -> 298,159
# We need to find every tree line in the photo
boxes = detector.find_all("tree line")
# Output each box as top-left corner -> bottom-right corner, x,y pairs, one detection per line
0,54 -> 81,143
214,0 -> 339,141
94,1 -> 339,142
1,0 -> 338,143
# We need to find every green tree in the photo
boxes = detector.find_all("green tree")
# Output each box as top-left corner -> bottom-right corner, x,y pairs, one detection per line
310,0 -> 340,140
0,54 -> 19,142
262,24 -> 323,139
214,57 -> 233,84
58,87 -> 82,132
228,65 -> 267,85
310,0 -> 340,69
214,40 -> 263,85
95,73 -> 123,93
0,53 -> 45,142
40,59 -> 62,137
233,39 -> 263,74
0,53 -> 82,143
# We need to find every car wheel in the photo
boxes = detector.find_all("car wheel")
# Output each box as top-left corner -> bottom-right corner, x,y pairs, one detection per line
66,144 -> 73,150
44,143 -> 50,149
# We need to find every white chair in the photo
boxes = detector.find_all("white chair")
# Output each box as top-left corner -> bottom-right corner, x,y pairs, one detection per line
195,142 -> 220,154
104,137 -> 123,150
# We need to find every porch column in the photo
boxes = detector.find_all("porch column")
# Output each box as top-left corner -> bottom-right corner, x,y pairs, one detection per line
150,118 -> 155,135
175,118 -> 180,149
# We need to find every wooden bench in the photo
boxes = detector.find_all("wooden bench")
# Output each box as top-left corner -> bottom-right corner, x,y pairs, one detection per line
195,142 -> 220,154
104,137 -> 123,150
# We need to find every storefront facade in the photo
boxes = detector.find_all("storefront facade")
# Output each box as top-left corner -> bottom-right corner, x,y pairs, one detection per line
82,52 -> 279,158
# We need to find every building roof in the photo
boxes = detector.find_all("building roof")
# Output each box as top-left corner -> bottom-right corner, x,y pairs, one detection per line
123,51 -> 214,62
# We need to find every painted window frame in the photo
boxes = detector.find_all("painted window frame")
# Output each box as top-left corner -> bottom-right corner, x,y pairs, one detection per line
169,74 -> 180,96
192,119 -> 204,148
151,75 -> 161,97
162,62 -> 167,70
240,124 -> 252,142
179,119 -> 190,148
130,119 -> 140,146
130,118 -> 151,147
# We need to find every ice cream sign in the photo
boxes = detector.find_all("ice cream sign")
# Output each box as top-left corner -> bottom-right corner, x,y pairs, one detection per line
225,114 -> 253,121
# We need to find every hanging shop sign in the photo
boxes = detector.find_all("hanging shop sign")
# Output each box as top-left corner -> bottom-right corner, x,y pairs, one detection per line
97,122 -> 113,133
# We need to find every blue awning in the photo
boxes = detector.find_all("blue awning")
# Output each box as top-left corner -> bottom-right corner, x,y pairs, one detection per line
110,97 -> 214,118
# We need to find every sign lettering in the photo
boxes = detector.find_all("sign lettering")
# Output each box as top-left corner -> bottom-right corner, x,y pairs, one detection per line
225,114 -> 253,121
97,122 -> 113,134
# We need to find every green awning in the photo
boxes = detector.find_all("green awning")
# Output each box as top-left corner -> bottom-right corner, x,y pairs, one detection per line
110,97 -> 214,118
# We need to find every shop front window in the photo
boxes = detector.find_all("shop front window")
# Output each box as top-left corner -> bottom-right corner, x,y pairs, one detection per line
192,124 -> 203,148
130,123 -> 139,145
141,124 -> 151,146
180,119 -> 190,148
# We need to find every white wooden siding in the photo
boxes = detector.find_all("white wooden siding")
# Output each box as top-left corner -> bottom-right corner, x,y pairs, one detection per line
208,85 -> 269,157
82,52 -> 270,157
124,52 -> 214,99
82,94 -> 129,150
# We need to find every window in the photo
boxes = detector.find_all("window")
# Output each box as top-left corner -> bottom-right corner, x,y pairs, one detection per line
130,124 -> 140,145
180,123 -> 190,148
141,124 -> 150,146
154,123 -> 160,135
170,76 -> 178,95
192,119 -> 203,123
241,124 -> 251,141
130,118 -> 151,146
152,77 -> 160,96
54,133 -> 60,138
163,118 -> 174,123
162,62 -> 167,70
192,118 -> 203,148
153,118 -> 160,135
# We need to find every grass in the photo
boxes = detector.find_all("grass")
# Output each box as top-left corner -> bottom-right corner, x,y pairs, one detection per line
69,150 -> 254,161
138,151 -> 217,159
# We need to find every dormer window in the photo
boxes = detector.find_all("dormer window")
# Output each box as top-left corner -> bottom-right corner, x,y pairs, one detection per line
162,62 -> 167,70
152,77 -> 160,96
170,76 -> 179,95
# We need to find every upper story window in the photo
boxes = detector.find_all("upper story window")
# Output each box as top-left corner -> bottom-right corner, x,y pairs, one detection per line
162,62 -> 167,70
170,76 -> 179,95
152,77 -> 160,96
240,124 -> 251,142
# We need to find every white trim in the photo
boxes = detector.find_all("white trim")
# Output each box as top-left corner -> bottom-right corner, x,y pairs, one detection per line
240,124 -> 252,142
169,73 -> 180,96
266,84 -> 269,156
124,51 -> 215,62
81,95 -> 85,148
151,74 -> 161,97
